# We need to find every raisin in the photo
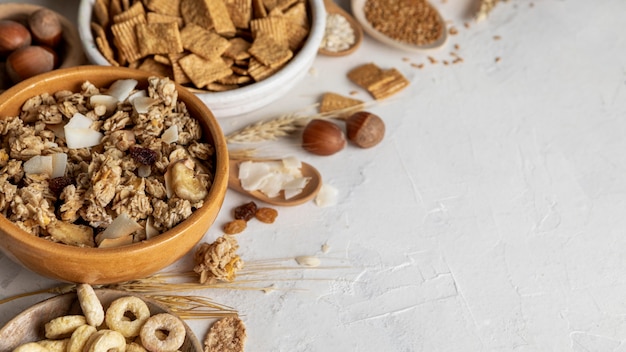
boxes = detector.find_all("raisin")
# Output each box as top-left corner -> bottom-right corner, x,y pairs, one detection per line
223,219 -> 247,235
233,201 -> 257,221
48,176 -> 74,195
129,146 -> 158,165
255,207 -> 278,224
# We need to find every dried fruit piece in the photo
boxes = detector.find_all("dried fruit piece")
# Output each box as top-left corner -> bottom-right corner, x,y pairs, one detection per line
167,159 -> 208,202
233,201 -> 257,221
223,219 -> 247,234
129,146 -> 158,165
255,207 -> 277,223
48,176 -> 74,195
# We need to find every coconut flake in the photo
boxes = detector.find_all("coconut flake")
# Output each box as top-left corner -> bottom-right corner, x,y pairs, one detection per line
161,125 -> 179,144
315,183 -> 338,207
23,155 -> 53,175
50,153 -> 68,178
89,94 -> 118,114
96,213 -> 142,246
238,158 -> 311,199
65,127 -> 104,149
128,89 -> 147,103
107,79 -> 138,102
65,113 -> 94,129
132,96 -> 158,114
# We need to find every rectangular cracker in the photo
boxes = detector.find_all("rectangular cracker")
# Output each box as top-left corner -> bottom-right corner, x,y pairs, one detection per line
248,34 -> 292,67
93,0 -> 111,27
178,54 -> 233,88
137,57 -> 173,78
136,22 -> 184,56
223,37 -> 252,60
144,0 -> 182,16
368,68 -> 410,99
113,1 -> 145,23
248,57 -> 283,81
180,23 -> 231,59
319,92 -> 364,113
225,0 -> 252,29
147,12 -> 184,27
347,63 -> 388,89
180,0 -> 213,30
283,1 -> 308,28
250,16 -> 288,46
169,53 -> 193,85
110,15 -> 147,63
206,0 -> 237,37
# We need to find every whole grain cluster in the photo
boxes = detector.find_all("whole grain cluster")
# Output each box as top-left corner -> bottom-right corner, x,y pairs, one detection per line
90,0 -> 312,92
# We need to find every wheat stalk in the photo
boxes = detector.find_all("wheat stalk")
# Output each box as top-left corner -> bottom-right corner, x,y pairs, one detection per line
225,102 -> 379,144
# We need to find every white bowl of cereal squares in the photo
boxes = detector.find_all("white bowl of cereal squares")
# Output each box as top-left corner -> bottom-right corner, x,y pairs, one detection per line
77,0 -> 326,118
0,65 -> 229,284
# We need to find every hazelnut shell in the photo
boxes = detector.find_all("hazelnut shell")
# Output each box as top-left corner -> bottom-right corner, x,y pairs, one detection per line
346,111 -> 385,148
302,119 -> 346,156
0,20 -> 32,56
28,8 -> 63,47
6,45 -> 58,83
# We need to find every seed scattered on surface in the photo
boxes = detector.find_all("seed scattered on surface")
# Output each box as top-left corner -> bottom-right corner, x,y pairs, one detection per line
295,255 -> 321,267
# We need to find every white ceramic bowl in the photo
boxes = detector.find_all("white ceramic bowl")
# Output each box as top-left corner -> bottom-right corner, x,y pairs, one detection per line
77,0 -> 326,118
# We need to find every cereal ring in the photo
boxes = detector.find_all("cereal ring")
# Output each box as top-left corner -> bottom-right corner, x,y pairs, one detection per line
140,313 -> 186,352
67,324 -> 97,352
44,315 -> 86,339
12,342 -> 50,352
84,330 -> 126,352
37,339 -> 69,352
77,284 -> 105,327
125,342 -> 148,352
105,296 -> 150,338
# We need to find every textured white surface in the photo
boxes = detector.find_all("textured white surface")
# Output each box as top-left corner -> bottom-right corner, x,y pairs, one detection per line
3,0 -> 626,351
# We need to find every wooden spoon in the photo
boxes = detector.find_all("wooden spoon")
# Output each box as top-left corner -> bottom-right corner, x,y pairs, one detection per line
318,0 -> 364,56
350,0 -> 448,52
228,159 -> 323,206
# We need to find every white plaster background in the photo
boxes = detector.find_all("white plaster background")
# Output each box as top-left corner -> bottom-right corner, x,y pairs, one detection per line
2,0 -> 626,351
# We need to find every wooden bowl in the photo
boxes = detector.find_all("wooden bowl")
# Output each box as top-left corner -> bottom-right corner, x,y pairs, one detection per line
0,65 -> 229,285
0,3 -> 86,89
0,289 -> 203,352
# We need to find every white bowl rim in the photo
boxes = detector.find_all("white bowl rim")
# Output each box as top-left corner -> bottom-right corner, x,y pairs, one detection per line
77,0 -> 326,105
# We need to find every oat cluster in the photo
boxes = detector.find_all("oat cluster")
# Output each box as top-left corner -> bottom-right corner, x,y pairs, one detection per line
363,0 -> 443,46
0,77 -> 215,247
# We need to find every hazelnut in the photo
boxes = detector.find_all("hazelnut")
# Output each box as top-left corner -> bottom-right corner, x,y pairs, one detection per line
6,45 -> 58,83
302,119 -> 346,156
28,8 -> 63,47
346,111 -> 385,148
0,20 -> 32,56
